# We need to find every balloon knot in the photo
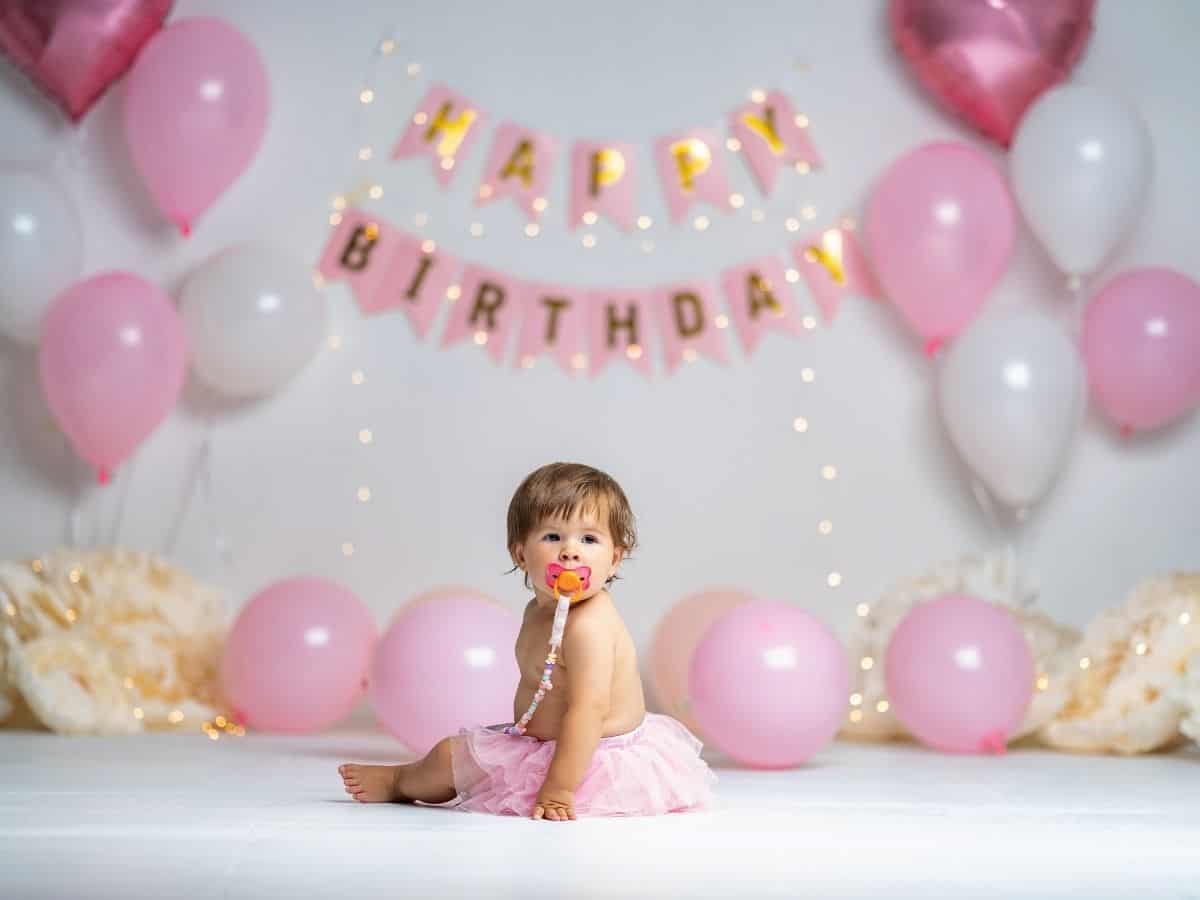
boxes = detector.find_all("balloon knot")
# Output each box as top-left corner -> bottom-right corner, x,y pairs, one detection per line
97,467 -> 110,486
1120,424 -> 1133,439
178,220 -> 191,238
979,730 -> 1008,755
923,337 -> 944,359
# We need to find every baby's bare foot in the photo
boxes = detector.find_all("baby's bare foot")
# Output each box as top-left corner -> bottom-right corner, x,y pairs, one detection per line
338,763 -> 408,803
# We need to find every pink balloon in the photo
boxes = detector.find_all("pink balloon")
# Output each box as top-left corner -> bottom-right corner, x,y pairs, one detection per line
649,588 -> 752,735
123,17 -> 269,235
220,577 -> 377,733
371,591 -> 520,754
890,0 -> 1095,147
39,271 -> 186,482
688,601 -> 848,769
885,594 -> 1034,754
865,142 -> 1015,356
0,0 -> 171,122
1081,268 -> 1200,434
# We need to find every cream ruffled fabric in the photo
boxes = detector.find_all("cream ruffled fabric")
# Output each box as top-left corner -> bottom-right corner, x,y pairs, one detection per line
0,547 -> 228,735
1040,572 -> 1200,755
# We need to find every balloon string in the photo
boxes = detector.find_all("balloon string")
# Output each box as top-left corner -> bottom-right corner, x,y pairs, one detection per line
162,420 -> 234,580
1065,274 -> 1086,342
65,438 -> 91,548
105,454 -> 138,548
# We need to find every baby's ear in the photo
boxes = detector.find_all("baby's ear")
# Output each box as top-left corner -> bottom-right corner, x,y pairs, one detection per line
510,544 -> 525,568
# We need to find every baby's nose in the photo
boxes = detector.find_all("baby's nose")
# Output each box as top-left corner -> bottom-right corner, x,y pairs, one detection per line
558,544 -> 580,561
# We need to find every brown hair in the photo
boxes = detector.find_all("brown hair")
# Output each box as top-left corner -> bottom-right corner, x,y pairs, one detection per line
507,463 -> 637,585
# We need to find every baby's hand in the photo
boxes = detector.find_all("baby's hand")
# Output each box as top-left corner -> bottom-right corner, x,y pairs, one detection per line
533,783 -> 576,822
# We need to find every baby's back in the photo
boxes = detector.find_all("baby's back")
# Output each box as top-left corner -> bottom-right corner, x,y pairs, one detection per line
513,591 -> 646,741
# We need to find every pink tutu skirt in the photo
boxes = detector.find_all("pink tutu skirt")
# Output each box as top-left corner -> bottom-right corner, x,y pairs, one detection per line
443,713 -> 716,817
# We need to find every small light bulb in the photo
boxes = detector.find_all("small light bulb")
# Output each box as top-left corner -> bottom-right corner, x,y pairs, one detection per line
792,417 -> 808,432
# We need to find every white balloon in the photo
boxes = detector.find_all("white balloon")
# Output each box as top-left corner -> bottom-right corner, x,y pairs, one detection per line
0,167 -> 83,344
180,244 -> 327,398
1010,84 -> 1152,278
937,313 -> 1086,512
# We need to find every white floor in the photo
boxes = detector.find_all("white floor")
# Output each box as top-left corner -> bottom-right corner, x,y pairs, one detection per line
2,729 -> 1198,899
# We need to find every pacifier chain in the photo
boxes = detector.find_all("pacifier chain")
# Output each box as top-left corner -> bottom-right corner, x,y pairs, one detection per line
504,564 -> 589,736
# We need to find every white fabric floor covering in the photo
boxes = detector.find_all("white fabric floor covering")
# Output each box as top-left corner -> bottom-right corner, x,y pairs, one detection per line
2,728 -> 1198,899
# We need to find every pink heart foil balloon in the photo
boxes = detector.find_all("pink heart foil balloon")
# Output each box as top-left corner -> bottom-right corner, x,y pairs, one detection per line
890,0 -> 1095,146
0,0 -> 172,122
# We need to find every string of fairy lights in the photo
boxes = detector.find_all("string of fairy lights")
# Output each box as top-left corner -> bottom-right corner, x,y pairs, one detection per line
324,32 -> 858,707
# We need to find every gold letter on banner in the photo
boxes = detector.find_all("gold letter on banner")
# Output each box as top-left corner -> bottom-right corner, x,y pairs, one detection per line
469,282 -> 506,330
672,292 -> 704,337
339,223 -> 380,271
741,106 -> 783,155
747,272 -> 784,319
405,255 -> 434,301
804,230 -> 847,285
500,139 -> 536,189
670,138 -> 711,192
606,304 -> 639,348
425,101 -> 478,159
590,148 -> 626,197
542,297 -> 569,344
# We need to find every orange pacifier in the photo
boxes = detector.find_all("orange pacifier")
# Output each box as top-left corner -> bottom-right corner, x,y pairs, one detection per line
545,563 -> 590,604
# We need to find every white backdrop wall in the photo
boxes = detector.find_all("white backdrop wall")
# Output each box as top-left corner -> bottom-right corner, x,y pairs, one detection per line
2,1 -> 1198,660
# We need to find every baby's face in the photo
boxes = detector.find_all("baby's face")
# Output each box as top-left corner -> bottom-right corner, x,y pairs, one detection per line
513,505 -> 623,605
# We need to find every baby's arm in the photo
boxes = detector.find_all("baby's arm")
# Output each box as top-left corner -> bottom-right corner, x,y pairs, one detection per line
534,613 -> 613,821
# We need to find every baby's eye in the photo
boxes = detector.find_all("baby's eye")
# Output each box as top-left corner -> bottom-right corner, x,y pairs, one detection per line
583,535 -> 599,544
542,533 -> 560,542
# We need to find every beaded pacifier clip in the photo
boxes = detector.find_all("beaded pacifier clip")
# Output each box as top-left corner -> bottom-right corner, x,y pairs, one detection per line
504,564 -> 590,736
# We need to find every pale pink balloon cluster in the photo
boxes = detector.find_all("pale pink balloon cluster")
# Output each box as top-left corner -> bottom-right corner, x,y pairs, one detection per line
35,15 -> 270,482
654,589 -> 1035,766
220,585 -> 519,741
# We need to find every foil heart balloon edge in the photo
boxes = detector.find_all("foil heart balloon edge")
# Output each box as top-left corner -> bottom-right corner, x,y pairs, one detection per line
889,0 -> 1096,147
0,0 -> 173,123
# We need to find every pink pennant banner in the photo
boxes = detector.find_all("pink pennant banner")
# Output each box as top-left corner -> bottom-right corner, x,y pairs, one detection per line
653,128 -> 734,224
585,289 -> 654,378
569,141 -> 638,232
379,235 -> 461,338
317,210 -> 403,313
792,226 -> 881,324
719,256 -> 808,356
729,89 -> 821,197
515,283 -> 587,375
392,83 -> 488,188
476,122 -> 558,221
441,264 -> 526,364
653,281 -> 729,372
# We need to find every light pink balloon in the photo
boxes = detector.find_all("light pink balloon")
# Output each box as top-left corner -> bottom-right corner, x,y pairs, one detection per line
1081,268 -> 1200,434
220,577 -> 377,733
123,17 -> 269,235
864,142 -> 1015,356
688,600 -> 848,769
371,591 -> 520,754
649,588 -> 753,735
39,271 -> 186,482
885,594 -> 1034,754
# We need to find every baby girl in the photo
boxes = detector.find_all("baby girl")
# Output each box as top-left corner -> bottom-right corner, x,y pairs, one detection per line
338,462 -> 715,819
